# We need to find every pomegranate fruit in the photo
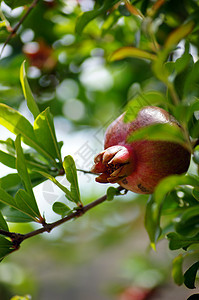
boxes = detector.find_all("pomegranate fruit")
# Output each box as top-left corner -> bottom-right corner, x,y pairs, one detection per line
91,106 -> 191,194
119,286 -> 152,300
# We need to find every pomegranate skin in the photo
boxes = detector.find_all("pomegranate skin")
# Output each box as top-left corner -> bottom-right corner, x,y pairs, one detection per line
91,106 -> 191,194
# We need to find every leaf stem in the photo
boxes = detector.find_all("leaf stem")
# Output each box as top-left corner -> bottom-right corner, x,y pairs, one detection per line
76,168 -> 99,175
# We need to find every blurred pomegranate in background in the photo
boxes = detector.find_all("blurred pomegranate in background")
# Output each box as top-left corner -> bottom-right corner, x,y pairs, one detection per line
23,40 -> 57,70
119,286 -> 153,300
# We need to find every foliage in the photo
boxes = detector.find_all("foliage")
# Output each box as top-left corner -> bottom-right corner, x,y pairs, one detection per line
0,0 -> 198,298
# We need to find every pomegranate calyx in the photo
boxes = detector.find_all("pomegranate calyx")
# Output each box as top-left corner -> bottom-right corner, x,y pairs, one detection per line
91,145 -> 134,184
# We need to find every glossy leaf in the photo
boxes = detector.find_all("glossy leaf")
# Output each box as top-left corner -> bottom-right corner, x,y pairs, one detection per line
2,207 -> 33,223
75,0 -> 120,35
192,188 -> 199,201
184,261 -> 199,289
172,254 -> 184,285
154,175 -> 199,206
0,210 -> 9,231
110,47 -> 156,62
0,138 -> 15,155
0,173 -> 22,193
37,171 -> 75,203
15,135 -> 41,220
52,202 -> 71,217
167,232 -> 199,250
0,188 -> 40,222
33,108 -> 62,163
20,61 -> 40,119
124,91 -> 167,122
0,236 -> 13,261
4,0 -> 32,9
193,146 -> 199,165
152,50 -> 170,83
15,189 -> 41,221
15,136 -> 34,197
127,123 -> 185,144
0,103 -> 36,147
0,150 -> 16,169
101,10 -> 120,36
175,51 -> 193,74
63,155 -> 81,205
0,104 -> 54,162
175,206 -> 199,236
106,187 -> 121,201
165,21 -> 195,50
144,195 -> 161,248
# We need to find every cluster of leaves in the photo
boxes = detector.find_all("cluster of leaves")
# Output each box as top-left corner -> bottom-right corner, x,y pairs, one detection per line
0,0 -> 199,297
0,61 -> 84,259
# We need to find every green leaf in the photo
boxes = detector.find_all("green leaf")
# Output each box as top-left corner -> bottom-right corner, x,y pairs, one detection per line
106,187 -> 121,201
175,52 -> 193,75
15,189 -> 41,221
165,21 -> 195,51
0,188 -> 40,222
127,123 -> 186,144
184,261 -> 199,289
75,0 -> 120,35
36,171 -> 76,204
110,47 -> 156,62
0,103 -> 35,146
0,174 -> 22,193
0,21 -> 7,29
172,254 -> 184,285
20,61 -> 40,119
0,150 -> 16,169
0,138 -> 15,155
0,236 -> 13,261
33,108 -> 62,162
144,195 -> 162,248
124,91 -> 167,122
0,210 -> 9,231
4,0 -> 32,9
193,146 -> 199,165
154,175 -> 199,206
192,188 -> 199,201
10,295 -> 31,300
15,135 -> 41,220
0,104 -> 57,163
52,202 -> 71,217
63,155 -> 81,205
15,136 -> 34,197
175,206 -> 199,236
2,206 -> 33,223
101,10 -> 120,36
167,232 -> 199,250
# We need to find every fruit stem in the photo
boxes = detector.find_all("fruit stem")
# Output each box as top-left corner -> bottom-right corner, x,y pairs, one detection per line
168,83 -> 180,105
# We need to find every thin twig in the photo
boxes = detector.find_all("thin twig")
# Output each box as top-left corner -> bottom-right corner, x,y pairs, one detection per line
76,168 -> 99,175
0,186 -> 125,248
0,0 -> 41,57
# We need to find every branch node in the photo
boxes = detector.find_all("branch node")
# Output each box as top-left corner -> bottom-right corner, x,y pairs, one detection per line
11,233 -> 25,249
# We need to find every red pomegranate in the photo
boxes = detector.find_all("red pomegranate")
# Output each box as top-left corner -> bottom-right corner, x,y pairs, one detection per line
119,286 -> 152,300
91,106 -> 191,194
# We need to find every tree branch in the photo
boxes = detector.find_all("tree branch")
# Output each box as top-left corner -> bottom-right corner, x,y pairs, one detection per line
0,0 -> 41,57
0,186 -> 125,249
